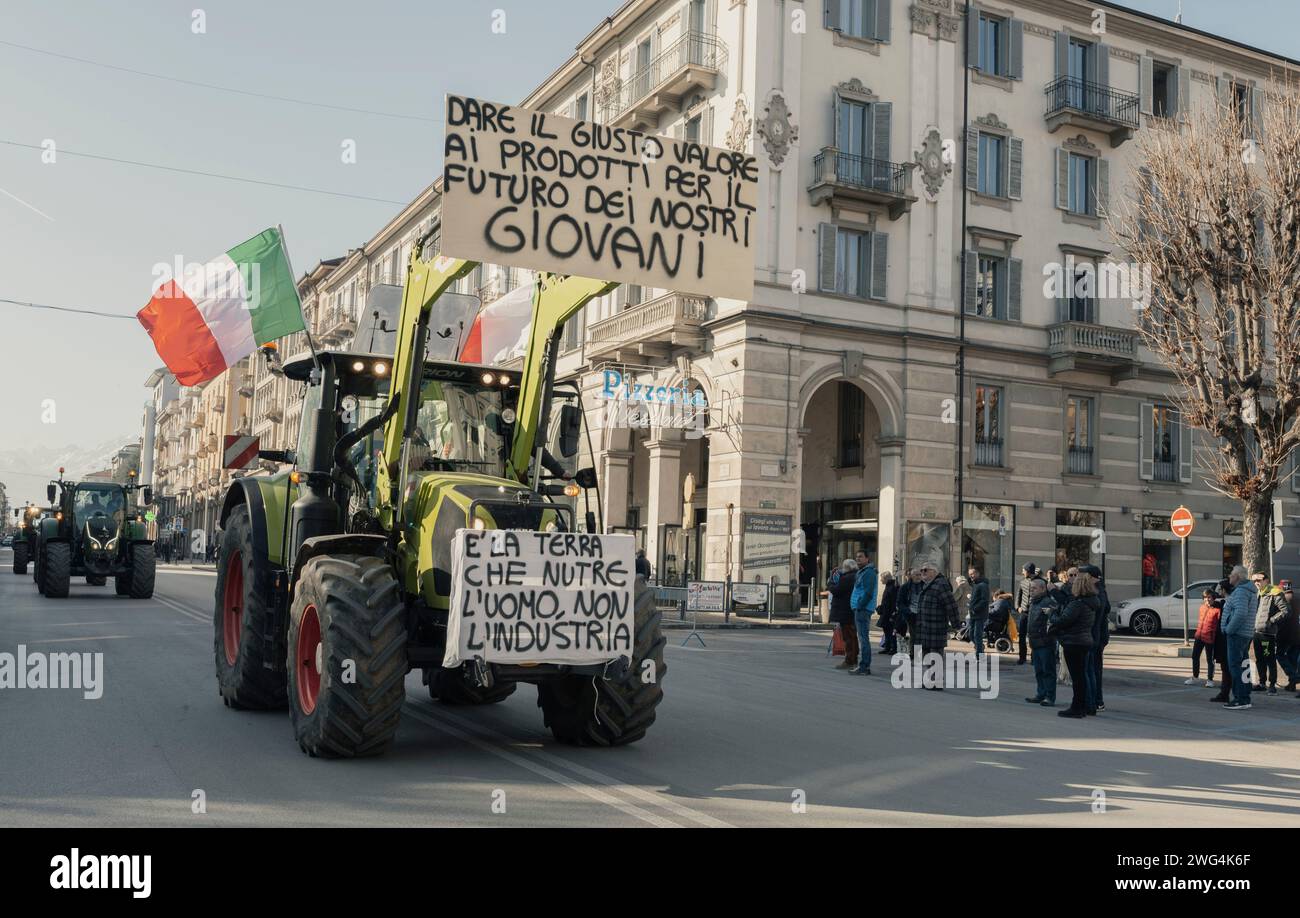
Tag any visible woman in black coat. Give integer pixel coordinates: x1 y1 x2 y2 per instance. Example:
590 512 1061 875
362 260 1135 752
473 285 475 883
822 559 859 669
1049 571 1100 718
876 574 898 654
1210 579 1233 702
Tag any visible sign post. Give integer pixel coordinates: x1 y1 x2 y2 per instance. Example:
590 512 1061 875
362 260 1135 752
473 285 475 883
1170 506 1195 645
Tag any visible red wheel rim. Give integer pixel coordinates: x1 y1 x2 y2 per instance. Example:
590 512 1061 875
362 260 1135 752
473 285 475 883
222 550 243 666
296 604 322 715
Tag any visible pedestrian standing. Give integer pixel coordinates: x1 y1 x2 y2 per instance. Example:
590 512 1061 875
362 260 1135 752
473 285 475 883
1220 565 1257 710
1049 569 1100 718
913 561 956 690
952 575 970 637
635 549 652 581
1015 563 1037 665
1210 579 1234 703
877 572 898 654
822 558 859 670
967 567 990 660
1025 577 1059 706
1276 582 1300 694
1082 564 1110 712
896 568 923 657
1185 589 1220 687
1252 574 1286 695
850 550 878 675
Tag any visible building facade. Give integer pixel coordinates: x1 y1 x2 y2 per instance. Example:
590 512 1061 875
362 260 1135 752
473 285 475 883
181 0 1300 602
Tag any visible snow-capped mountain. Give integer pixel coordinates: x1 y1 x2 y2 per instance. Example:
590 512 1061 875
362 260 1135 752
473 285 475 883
0 436 137 510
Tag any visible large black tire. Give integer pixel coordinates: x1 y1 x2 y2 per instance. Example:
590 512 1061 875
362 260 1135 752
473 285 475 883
127 543 156 599
114 570 130 595
287 554 407 758
12 542 27 575
42 542 71 598
427 665 517 705
214 507 286 709
537 579 665 746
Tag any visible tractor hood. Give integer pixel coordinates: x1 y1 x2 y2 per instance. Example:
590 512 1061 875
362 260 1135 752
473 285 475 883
406 471 566 607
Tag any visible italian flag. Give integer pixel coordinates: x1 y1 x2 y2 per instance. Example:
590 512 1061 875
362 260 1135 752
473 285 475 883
458 282 534 365
137 228 305 385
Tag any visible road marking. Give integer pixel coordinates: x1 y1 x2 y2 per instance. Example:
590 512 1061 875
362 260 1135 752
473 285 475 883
38 621 118 627
401 701 681 827
153 595 208 624
415 700 733 828
25 635 129 644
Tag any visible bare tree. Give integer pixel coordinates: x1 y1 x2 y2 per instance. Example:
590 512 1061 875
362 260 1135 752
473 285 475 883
1111 82 1300 576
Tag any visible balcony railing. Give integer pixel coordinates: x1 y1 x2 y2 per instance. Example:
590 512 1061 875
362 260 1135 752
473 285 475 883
1047 321 1138 379
1153 458 1178 482
586 291 709 361
598 31 728 125
1044 76 1139 145
974 437 1003 468
1067 445 1094 475
809 148 916 218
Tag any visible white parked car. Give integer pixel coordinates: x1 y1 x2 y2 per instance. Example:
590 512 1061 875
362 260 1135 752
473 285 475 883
1112 580 1220 636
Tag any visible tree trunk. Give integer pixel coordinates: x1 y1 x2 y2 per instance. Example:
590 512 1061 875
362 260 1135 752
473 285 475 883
1241 493 1272 579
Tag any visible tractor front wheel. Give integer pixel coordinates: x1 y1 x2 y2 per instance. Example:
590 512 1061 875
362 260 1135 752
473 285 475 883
213 507 285 709
427 665 517 705
12 542 27 575
287 554 407 758
537 579 665 746
42 543 71 598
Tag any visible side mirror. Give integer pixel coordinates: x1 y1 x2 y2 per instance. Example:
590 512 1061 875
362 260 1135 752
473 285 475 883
47 484 56 503
573 467 598 489
143 487 153 505
258 449 295 464
557 404 582 459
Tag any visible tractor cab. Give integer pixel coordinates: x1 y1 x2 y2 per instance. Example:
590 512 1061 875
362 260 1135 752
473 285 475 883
71 482 129 571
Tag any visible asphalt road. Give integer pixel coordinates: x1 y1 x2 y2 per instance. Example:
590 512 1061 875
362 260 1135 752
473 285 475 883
2 552 1298 827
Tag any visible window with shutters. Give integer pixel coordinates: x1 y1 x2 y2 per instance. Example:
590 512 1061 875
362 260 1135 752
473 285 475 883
966 118 1021 202
685 114 702 143
827 0 890 43
573 92 589 122
1068 153 1092 215
976 255 1003 318
1151 403 1180 482
1151 62 1174 118
819 224 889 300
966 6 1023 80
963 243 1022 322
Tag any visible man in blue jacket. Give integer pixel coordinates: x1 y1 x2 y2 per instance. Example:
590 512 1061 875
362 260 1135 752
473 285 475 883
1220 565 1258 709
850 550 878 675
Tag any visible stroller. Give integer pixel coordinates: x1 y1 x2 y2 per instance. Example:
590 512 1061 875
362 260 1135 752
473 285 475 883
984 597 1018 653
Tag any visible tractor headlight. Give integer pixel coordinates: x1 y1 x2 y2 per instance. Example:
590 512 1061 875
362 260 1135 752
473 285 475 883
89 537 102 550
106 538 119 552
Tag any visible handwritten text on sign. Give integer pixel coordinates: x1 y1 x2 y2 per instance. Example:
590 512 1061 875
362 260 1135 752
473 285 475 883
443 530 637 668
441 95 758 301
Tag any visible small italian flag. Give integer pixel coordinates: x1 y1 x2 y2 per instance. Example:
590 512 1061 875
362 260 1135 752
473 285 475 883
137 228 306 385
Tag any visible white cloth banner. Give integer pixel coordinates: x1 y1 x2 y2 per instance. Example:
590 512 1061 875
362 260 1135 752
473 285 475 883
443 529 636 668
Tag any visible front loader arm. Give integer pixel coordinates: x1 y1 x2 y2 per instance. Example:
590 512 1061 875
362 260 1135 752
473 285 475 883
506 273 616 483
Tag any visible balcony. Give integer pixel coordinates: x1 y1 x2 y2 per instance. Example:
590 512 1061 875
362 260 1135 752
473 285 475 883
1044 77 1139 147
974 437 1003 468
237 381 254 398
1047 321 1139 379
1067 445 1094 476
266 406 284 423
586 292 709 363
211 396 225 414
808 148 917 219
189 410 206 429
318 305 357 345
598 31 728 128
234 417 251 436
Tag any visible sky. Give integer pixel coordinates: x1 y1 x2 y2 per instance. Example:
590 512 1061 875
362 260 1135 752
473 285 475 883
0 0 1298 508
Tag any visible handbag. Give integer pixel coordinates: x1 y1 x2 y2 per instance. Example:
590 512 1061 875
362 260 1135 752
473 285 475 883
831 624 846 656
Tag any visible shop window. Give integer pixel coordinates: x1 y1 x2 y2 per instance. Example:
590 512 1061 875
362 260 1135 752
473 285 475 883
1055 508 1104 573
962 503 1015 593
1141 513 1176 596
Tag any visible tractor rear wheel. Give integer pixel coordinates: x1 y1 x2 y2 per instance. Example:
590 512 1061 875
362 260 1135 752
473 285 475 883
537 579 665 746
128 543 155 599
427 665 517 705
12 542 27 575
287 554 407 758
214 507 285 709
42 543 71 598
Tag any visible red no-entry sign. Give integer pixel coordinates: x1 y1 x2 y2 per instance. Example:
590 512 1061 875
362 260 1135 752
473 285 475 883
1170 506 1195 539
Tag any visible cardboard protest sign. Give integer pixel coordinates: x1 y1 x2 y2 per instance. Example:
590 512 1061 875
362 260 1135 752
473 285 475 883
443 529 637 668
441 94 758 301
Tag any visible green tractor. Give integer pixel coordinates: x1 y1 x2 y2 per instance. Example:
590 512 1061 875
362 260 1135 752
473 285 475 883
34 470 156 598
11 504 44 575
214 240 665 757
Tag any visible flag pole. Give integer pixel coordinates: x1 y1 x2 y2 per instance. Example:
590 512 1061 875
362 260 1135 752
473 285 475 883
276 224 323 374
